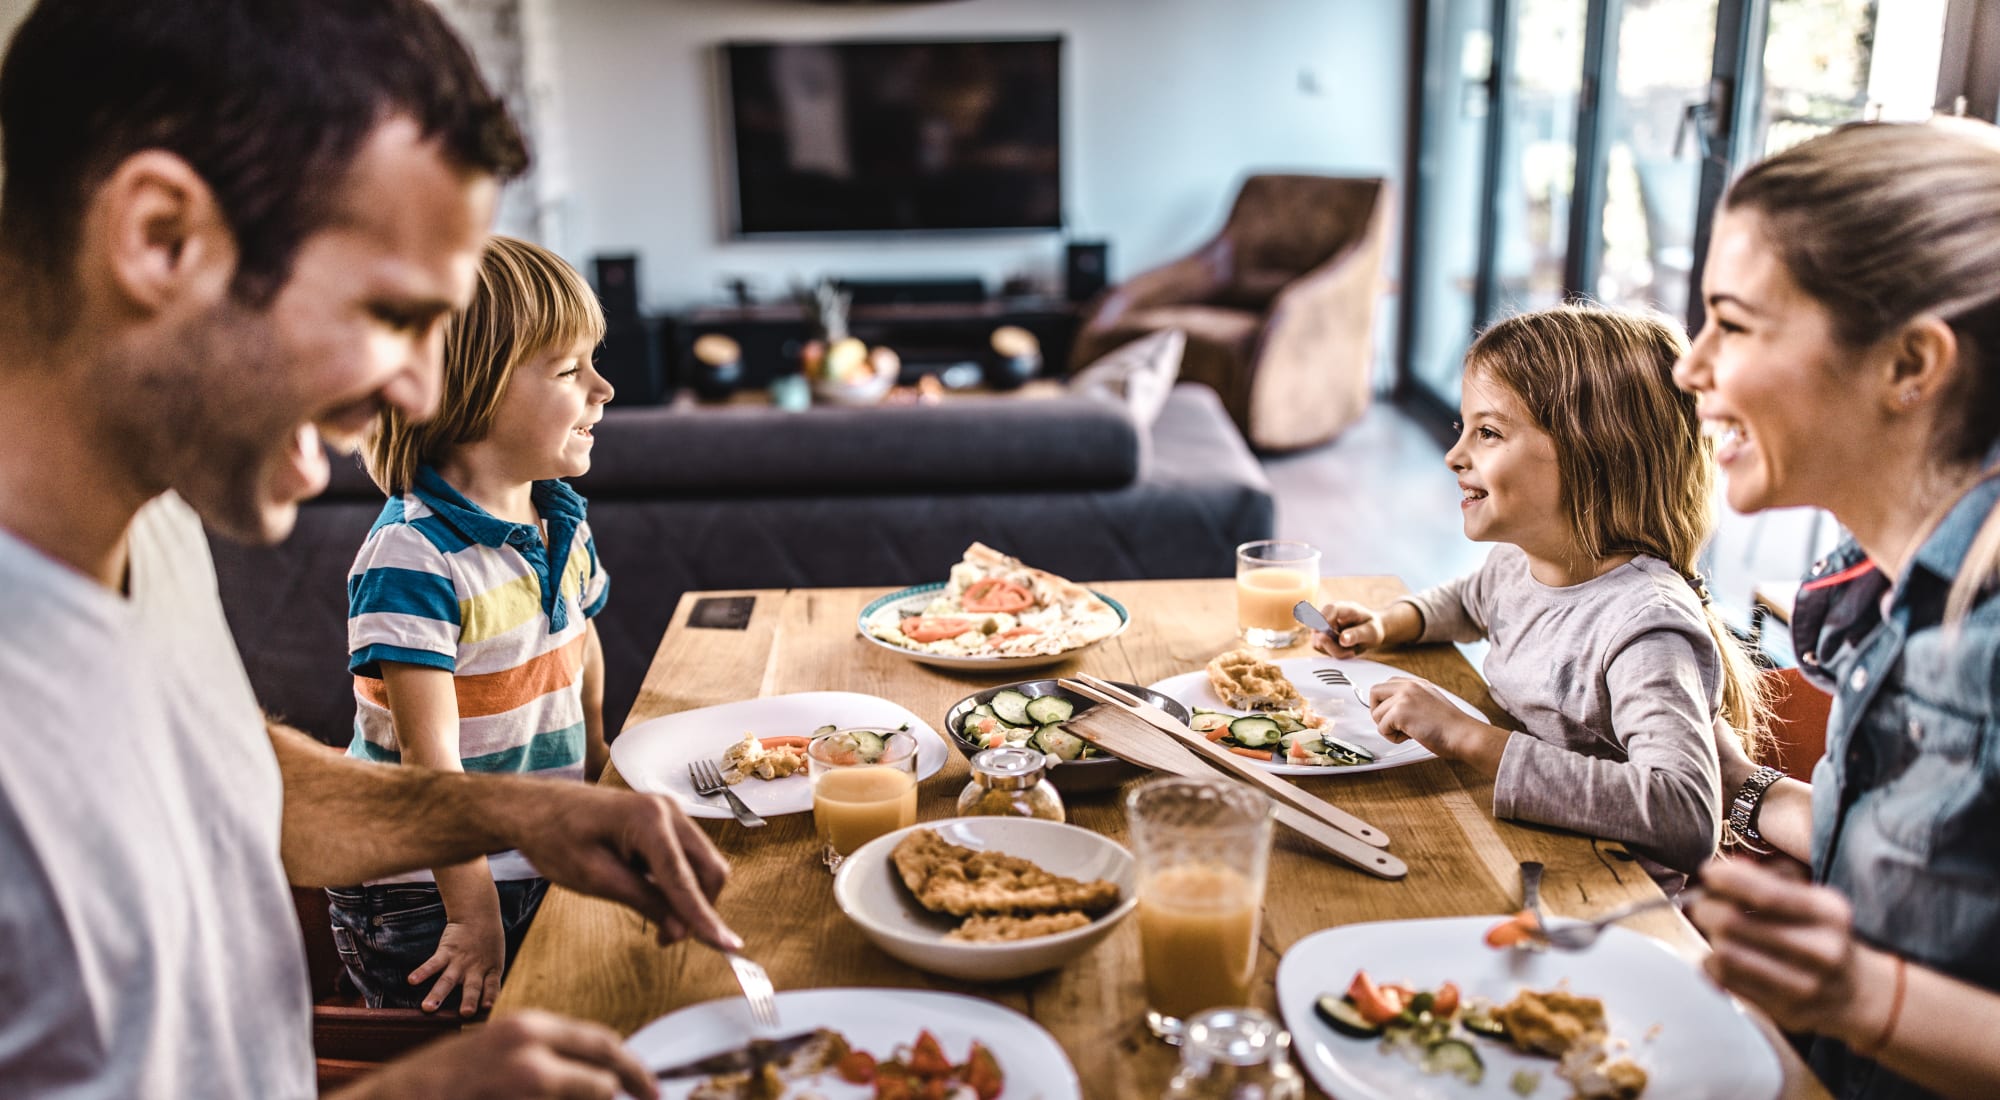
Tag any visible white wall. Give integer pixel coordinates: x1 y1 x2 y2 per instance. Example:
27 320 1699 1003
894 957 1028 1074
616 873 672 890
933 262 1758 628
544 0 1410 310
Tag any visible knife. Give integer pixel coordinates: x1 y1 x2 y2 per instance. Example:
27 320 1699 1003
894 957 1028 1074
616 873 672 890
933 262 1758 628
651 1030 823 1079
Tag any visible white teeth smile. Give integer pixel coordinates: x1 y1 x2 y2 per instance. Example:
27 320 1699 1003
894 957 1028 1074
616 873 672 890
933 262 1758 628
1702 420 1744 449
1461 488 1487 501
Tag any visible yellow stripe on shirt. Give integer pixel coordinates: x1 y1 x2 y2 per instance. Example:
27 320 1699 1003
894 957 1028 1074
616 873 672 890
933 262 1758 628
459 571 542 644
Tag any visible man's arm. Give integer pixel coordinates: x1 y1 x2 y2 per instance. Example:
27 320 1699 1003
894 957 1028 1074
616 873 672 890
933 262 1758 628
268 722 740 950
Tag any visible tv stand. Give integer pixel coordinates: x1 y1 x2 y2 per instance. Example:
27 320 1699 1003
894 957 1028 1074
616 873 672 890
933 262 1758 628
837 276 987 306
668 297 1080 394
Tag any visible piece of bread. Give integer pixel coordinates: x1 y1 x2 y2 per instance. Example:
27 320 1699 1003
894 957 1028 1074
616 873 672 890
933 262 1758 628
891 829 1121 918
1206 648 1307 712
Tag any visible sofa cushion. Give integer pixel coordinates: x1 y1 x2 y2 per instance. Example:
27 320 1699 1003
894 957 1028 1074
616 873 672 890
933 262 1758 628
1069 328 1185 428
574 393 1140 498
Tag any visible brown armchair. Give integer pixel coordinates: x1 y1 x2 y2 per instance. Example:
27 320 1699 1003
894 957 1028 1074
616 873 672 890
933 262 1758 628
1070 174 1392 451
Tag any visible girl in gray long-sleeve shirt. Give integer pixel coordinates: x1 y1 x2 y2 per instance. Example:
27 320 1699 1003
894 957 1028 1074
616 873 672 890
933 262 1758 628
1314 307 1769 884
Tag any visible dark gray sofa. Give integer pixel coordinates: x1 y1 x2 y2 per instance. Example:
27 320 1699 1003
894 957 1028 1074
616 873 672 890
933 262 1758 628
210 382 1273 746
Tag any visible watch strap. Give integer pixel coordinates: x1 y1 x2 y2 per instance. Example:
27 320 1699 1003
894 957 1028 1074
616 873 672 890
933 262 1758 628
1728 765 1786 853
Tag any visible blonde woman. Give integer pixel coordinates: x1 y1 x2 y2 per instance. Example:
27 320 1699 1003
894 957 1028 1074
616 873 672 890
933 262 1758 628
1312 306 1766 887
329 236 616 1015
1675 119 2000 1100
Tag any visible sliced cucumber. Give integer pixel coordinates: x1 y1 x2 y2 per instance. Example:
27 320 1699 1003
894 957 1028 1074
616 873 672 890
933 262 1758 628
1270 712 1305 734
1228 715 1283 748
1313 994 1383 1039
1460 1002 1508 1039
812 724 838 737
1036 725 1086 761
1322 734 1378 762
971 703 999 720
1024 695 1075 724
848 729 886 762
989 690 1032 726
1421 1038 1484 1084
1189 712 1233 735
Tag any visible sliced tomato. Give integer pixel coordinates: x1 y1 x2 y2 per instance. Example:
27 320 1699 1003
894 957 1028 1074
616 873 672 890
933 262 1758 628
1483 909 1543 949
961 1043 1004 1100
901 616 972 643
906 1030 953 1076
1346 970 1406 1026
992 625 1041 640
758 735 810 750
961 577 1034 613
837 1049 878 1084
1432 980 1461 1018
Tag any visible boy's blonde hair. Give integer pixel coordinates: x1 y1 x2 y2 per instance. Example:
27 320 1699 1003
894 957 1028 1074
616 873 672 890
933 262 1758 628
1466 305 1768 759
1724 119 2000 624
365 234 605 495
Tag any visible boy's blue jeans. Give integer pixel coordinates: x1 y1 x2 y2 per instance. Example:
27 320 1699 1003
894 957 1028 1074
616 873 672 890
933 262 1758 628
325 879 549 1011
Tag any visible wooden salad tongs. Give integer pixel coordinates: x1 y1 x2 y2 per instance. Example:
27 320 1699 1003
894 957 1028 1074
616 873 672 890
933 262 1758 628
1058 675 1407 881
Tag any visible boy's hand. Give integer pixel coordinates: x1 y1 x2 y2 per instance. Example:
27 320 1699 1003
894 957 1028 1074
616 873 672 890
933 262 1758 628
333 1009 658 1100
506 784 741 952
1311 600 1384 658
408 916 506 1016
1367 678 1505 774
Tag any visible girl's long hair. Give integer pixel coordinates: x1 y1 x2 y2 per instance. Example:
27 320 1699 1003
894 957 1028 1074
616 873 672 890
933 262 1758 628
1467 306 1768 759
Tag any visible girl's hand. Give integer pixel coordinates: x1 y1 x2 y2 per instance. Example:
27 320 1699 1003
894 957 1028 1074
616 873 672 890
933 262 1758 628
408 915 508 1016
1685 857 1884 1041
1367 679 1505 772
1311 601 1384 658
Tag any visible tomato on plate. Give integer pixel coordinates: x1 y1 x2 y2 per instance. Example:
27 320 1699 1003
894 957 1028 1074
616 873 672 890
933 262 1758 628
901 616 972 643
960 578 1034 613
1346 970 1407 1026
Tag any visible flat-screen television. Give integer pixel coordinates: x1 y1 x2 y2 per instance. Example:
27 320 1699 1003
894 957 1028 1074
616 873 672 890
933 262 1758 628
722 37 1063 235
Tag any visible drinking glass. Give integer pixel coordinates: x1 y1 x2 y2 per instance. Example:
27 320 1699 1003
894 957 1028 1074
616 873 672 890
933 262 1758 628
1234 540 1320 648
808 728 919 871
1127 777 1274 1042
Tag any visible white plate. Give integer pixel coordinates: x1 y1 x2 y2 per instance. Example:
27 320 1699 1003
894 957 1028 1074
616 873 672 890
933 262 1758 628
609 691 948 819
856 581 1130 672
628 987 1082 1100
1147 657 1478 774
1275 915 1782 1100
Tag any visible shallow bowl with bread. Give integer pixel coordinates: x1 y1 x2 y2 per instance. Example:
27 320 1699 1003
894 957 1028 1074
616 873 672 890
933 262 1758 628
944 678 1187 794
832 818 1138 982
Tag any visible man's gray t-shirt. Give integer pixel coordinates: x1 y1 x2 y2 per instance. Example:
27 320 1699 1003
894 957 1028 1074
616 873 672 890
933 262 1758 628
0 494 313 1097
1401 544 1725 875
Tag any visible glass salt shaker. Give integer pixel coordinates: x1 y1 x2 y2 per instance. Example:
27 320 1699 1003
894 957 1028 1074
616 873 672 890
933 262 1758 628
955 746 1065 822
1162 1008 1305 1100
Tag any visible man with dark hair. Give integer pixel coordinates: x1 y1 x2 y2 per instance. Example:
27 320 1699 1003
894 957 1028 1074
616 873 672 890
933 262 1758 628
0 3 735 1097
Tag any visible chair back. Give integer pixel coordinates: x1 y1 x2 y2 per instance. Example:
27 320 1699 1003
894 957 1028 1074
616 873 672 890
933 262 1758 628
289 887 465 1089
1762 667 1832 782
1216 175 1387 306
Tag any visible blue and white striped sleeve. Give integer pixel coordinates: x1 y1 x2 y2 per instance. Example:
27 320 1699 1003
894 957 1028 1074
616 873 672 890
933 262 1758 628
347 520 461 675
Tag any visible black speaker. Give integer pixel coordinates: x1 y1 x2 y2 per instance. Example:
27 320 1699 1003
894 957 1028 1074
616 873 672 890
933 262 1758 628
1065 240 1108 303
592 254 641 322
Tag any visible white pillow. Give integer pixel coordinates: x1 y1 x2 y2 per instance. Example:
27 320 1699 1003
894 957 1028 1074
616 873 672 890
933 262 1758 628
1069 329 1185 428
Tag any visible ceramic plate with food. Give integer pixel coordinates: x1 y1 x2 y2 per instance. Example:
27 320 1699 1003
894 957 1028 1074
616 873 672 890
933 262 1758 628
609 691 948 820
627 987 1081 1100
858 543 1129 671
1275 915 1781 1100
1147 655 1484 775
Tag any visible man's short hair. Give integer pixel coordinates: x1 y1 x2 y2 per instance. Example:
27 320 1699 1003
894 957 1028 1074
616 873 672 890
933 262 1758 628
0 0 529 311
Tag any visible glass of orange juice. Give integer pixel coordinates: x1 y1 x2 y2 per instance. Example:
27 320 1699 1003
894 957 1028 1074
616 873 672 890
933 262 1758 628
1235 540 1320 647
1126 776 1273 1042
808 728 920 871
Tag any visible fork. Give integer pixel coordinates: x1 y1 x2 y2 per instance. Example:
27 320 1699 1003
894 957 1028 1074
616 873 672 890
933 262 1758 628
688 760 766 828
724 950 782 1031
1310 666 1375 710
1536 891 1697 951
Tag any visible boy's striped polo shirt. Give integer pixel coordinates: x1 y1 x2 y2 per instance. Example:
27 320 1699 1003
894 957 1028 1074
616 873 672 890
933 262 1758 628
345 466 608 883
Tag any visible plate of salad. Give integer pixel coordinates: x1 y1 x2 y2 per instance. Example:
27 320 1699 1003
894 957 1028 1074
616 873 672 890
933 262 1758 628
1147 658 1476 775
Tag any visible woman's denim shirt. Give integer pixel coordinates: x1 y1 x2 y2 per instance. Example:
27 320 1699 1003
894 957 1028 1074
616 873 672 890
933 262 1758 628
1790 468 2000 1099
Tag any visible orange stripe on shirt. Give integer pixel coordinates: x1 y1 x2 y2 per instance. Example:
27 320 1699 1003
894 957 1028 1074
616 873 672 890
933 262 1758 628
353 634 586 718
1801 559 1878 593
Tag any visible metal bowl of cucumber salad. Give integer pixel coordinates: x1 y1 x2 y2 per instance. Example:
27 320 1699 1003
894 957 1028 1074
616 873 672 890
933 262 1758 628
943 679 1190 794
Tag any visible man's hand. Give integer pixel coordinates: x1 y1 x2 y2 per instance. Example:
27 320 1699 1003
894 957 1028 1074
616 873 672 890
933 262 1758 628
1367 678 1507 775
333 1009 658 1100
508 783 741 952
408 916 507 1016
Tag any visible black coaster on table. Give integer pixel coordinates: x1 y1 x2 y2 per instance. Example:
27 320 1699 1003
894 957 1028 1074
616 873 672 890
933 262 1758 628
688 595 755 630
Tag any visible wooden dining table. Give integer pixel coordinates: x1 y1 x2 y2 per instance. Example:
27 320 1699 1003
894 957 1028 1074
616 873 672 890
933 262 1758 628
494 576 1830 1099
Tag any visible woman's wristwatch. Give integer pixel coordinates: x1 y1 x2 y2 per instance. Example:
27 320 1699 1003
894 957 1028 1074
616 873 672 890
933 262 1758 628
1728 765 1787 854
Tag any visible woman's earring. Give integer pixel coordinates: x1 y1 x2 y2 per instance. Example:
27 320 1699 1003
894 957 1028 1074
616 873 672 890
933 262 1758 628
1901 386 1921 407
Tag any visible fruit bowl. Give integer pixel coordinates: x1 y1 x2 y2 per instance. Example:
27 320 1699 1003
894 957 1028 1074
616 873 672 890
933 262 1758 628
805 337 899 406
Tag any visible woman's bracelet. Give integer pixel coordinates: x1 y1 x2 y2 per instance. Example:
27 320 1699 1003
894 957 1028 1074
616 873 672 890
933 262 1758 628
1855 953 1909 1059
